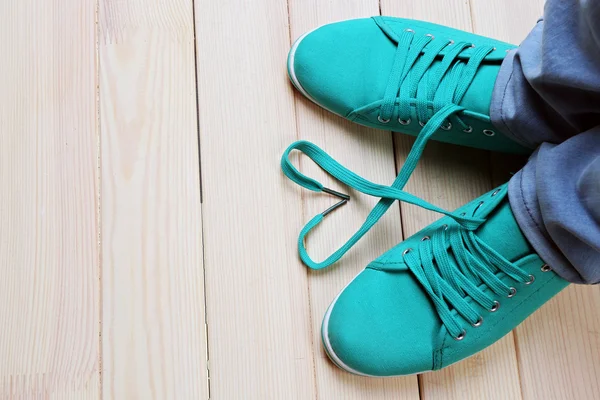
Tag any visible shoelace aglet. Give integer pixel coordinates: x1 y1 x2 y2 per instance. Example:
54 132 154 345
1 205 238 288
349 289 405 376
322 187 350 201
321 187 350 217
322 199 348 217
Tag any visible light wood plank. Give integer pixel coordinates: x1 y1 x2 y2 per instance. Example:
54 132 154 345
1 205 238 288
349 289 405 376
194 1 316 398
515 285 600 400
99 0 208 398
471 1 600 398
49 376 100 400
287 2 419 399
470 0 544 44
380 1 523 398
0 1 99 397
10 375 98 400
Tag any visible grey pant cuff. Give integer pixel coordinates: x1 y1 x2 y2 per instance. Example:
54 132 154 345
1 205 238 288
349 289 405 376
490 50 533 149
508 155 584 284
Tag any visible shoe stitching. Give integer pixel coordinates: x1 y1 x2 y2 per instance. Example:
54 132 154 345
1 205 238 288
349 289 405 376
435 334 447 370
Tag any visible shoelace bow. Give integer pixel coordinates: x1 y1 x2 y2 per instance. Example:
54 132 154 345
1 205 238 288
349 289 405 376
281 31 530 339
378 28 495 132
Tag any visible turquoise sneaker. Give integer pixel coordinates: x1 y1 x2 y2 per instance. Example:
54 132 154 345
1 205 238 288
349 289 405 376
322 188 567 376
281 141 568 376
288 17 530 154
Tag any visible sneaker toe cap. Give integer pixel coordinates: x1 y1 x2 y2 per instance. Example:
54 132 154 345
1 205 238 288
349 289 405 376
322 268 439 376
288 18 394 117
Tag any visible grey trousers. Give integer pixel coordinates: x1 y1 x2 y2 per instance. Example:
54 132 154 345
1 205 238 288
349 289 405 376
491 0 600 284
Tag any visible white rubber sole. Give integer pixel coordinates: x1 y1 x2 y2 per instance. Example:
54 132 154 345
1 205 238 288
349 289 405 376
321 282 378 377
288 30 316 103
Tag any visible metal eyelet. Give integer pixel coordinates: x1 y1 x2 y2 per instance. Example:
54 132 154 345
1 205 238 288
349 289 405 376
463 126 473 133
402 248 413 256
507 287 517 298
421 236 430 241
448 40 455 45
405 28 415 33
419 120 426 127
441 121 452 131
425 33 435 40
541 264 552 272
473 201 484 214
493 47 497 51
471 316 483 327
454 330 466 341
490 301 500 312
398 118 411 125
441 224 449 231
492 188 501 196
483 129 496 137
525 274 535 285
470 44 476 48
378 115 390 124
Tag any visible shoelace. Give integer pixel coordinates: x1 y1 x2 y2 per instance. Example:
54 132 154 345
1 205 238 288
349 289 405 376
403 214 533 340
282 29 497 270
282 101 477 271
281 31 527 339
378 28 494 132
281 140 533 339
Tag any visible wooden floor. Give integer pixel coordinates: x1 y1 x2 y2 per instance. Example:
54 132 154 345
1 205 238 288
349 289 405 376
0 0 598 398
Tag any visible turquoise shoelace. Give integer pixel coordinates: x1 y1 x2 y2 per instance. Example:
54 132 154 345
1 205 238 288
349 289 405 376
378 28 494 131
281 139 533 339
280 29 497 271
403 216 533 339
283 99 479 271
281 127 483 271
281 31 531 338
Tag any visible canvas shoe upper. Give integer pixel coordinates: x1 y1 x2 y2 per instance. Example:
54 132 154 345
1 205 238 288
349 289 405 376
281 141 567 376
288 17 530 154
322 186 567 376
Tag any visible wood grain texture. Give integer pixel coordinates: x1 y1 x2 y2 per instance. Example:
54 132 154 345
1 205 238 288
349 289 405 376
471 1 600 398
194 1 316 398
0 0 99 397
380 1 523 398
515 285 600 400
0 0 597 398
99 0 208 398
287 1 420 399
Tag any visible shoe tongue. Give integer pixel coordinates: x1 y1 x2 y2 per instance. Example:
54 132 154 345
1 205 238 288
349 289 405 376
475 199 533 262
458 63 499 116
375 56 499 117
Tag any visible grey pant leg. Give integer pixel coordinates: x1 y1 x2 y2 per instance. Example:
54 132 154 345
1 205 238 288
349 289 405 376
491 0 600 148
491 0 600 284
508 129 600 284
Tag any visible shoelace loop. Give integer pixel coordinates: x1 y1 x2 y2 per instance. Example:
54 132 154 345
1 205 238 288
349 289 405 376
281 139 484 270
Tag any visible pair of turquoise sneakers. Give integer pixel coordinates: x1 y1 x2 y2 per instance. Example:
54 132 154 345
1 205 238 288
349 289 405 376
281 17 568 377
